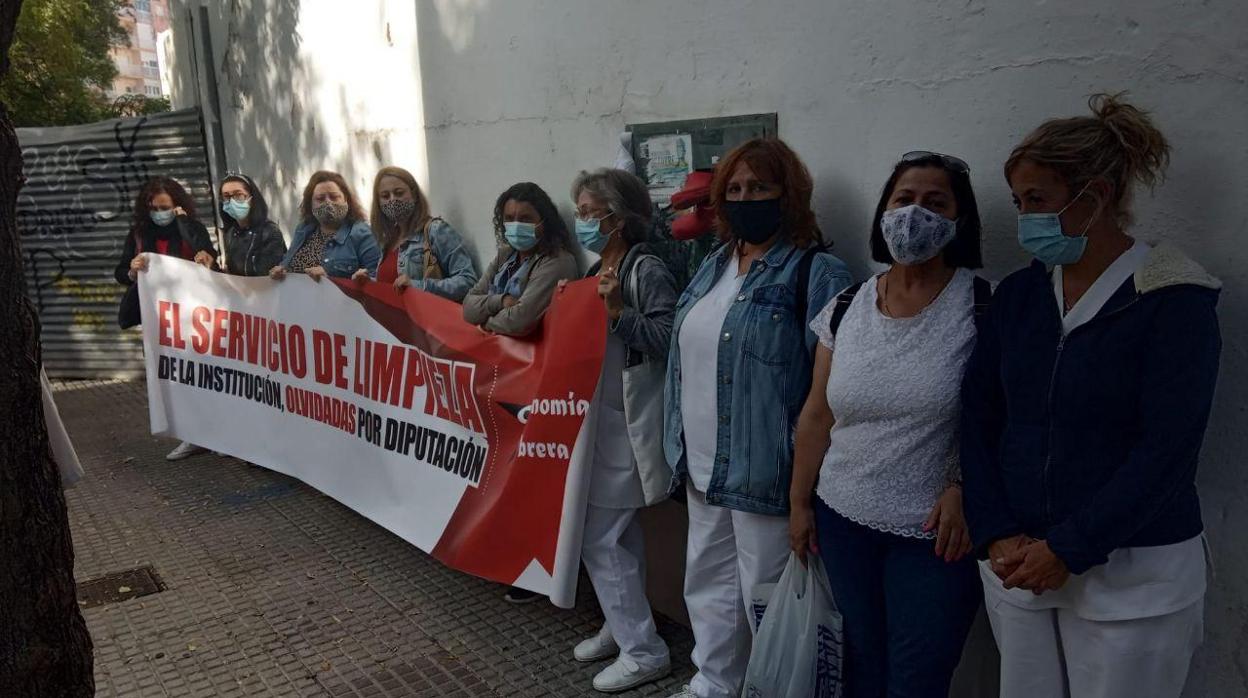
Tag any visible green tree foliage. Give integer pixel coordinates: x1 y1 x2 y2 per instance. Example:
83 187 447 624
0 0 130 127
111 92 170 117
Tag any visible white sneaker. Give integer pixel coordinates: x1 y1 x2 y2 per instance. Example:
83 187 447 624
591 656 671 693
165 441 207 461
666 686 698 698
573 625 618 662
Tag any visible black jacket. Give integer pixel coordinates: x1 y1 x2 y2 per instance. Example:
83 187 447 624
114 216 217 286
961 244 1222 574
221 220 287 276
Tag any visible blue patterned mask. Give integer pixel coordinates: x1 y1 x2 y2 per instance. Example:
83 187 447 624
880 205 957 265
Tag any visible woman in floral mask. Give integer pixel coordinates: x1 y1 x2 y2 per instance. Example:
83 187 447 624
356 166 477 301
788 151 987 698
270 170 380 282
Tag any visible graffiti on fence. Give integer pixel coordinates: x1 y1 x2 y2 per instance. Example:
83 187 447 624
17 117 160 260
24 248 121 331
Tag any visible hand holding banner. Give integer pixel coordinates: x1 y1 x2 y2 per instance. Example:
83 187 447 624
138 256 606 606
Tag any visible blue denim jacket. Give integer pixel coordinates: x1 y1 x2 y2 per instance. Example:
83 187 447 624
488 252 534 297
282 219 382 279
663 239 853 516
393 218 479 302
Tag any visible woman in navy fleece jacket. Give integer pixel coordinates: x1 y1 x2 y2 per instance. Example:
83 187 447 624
961 94 1221 698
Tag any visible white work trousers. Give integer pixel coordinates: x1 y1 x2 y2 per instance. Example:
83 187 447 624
581 503 669 670
683 485 789 698
987 596 1204 698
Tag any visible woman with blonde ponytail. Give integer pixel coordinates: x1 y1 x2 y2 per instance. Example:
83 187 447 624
355 166 478 301
960 93 1221 698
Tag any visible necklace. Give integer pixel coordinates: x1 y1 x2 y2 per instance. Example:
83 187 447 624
880 269 946 318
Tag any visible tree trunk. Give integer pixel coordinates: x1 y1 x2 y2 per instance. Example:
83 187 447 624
0 0 96 695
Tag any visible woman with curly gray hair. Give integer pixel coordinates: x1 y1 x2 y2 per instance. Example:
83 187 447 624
565 168 679 693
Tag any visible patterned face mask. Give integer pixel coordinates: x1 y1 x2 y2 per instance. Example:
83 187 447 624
880 204 958 265
313 202 348 227
380 198 416 222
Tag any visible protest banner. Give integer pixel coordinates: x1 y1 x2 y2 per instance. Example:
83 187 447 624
138 256 606 607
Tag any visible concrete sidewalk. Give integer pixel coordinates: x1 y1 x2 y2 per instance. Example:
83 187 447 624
56 379 694 697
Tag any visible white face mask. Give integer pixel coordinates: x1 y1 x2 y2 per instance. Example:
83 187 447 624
880 204 958 265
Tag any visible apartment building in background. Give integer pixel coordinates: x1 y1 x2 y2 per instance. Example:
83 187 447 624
108 0 173 100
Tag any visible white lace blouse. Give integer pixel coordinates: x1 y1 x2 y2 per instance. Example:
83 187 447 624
810 268 976 539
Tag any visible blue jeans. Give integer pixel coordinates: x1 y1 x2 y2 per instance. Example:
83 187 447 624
815 499 981 698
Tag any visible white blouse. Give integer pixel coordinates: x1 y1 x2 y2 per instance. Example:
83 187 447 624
677 255 746 493
811 268 976 539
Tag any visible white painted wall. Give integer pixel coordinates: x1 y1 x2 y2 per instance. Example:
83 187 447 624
168 0 429 236
171 1 1248 694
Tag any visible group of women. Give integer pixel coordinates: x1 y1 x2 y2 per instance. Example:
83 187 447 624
118 92 1221 698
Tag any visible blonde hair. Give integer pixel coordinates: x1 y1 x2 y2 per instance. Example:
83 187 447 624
1005 93 1170 227
369 166 432 250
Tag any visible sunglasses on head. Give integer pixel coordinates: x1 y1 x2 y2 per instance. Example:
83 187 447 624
900 150 970 174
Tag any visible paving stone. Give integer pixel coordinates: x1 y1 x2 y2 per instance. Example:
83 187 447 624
57 379 695 696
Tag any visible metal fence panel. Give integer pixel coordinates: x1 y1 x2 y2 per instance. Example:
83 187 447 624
17 108 215 379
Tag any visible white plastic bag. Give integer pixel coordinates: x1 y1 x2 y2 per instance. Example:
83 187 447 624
749 579 777 633
743 553 844 698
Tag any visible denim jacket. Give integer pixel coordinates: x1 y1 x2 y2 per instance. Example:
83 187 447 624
663 238 853 515
393 218 479 302
281 218 382 279
462 247 579 337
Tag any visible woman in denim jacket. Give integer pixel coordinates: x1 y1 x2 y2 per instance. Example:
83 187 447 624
565 168 679 693
662 139 852 698
361 166 477 301
269 170 381 282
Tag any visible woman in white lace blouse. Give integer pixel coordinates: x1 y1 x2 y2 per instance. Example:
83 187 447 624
787 151 987 698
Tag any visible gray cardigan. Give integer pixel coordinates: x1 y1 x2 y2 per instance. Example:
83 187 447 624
462 246 579 337
589 244 678 360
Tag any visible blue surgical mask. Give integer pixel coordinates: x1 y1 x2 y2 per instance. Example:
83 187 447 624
1017 183 1095 266
504 221 539 252
223 199 251 221
575 212 616 254
150 209 176 226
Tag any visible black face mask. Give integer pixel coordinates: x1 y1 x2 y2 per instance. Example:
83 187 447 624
722 199 783 245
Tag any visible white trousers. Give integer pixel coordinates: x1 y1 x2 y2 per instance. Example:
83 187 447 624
683 485 789 698
582 504 670 669
986 596 1204 698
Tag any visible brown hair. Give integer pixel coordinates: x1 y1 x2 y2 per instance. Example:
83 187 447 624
570 168 653 245
298 170 366 226
1005 92 1170 227
130 176 196 237
369 166 432 250
710 138 820 248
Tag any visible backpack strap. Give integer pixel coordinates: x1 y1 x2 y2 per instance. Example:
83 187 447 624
971 275 992 331
622 253 663 367
827 282 864 337
829 275 990 340
793 246 821 325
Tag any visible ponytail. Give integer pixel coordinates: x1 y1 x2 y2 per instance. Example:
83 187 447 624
1005 92 1171 227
